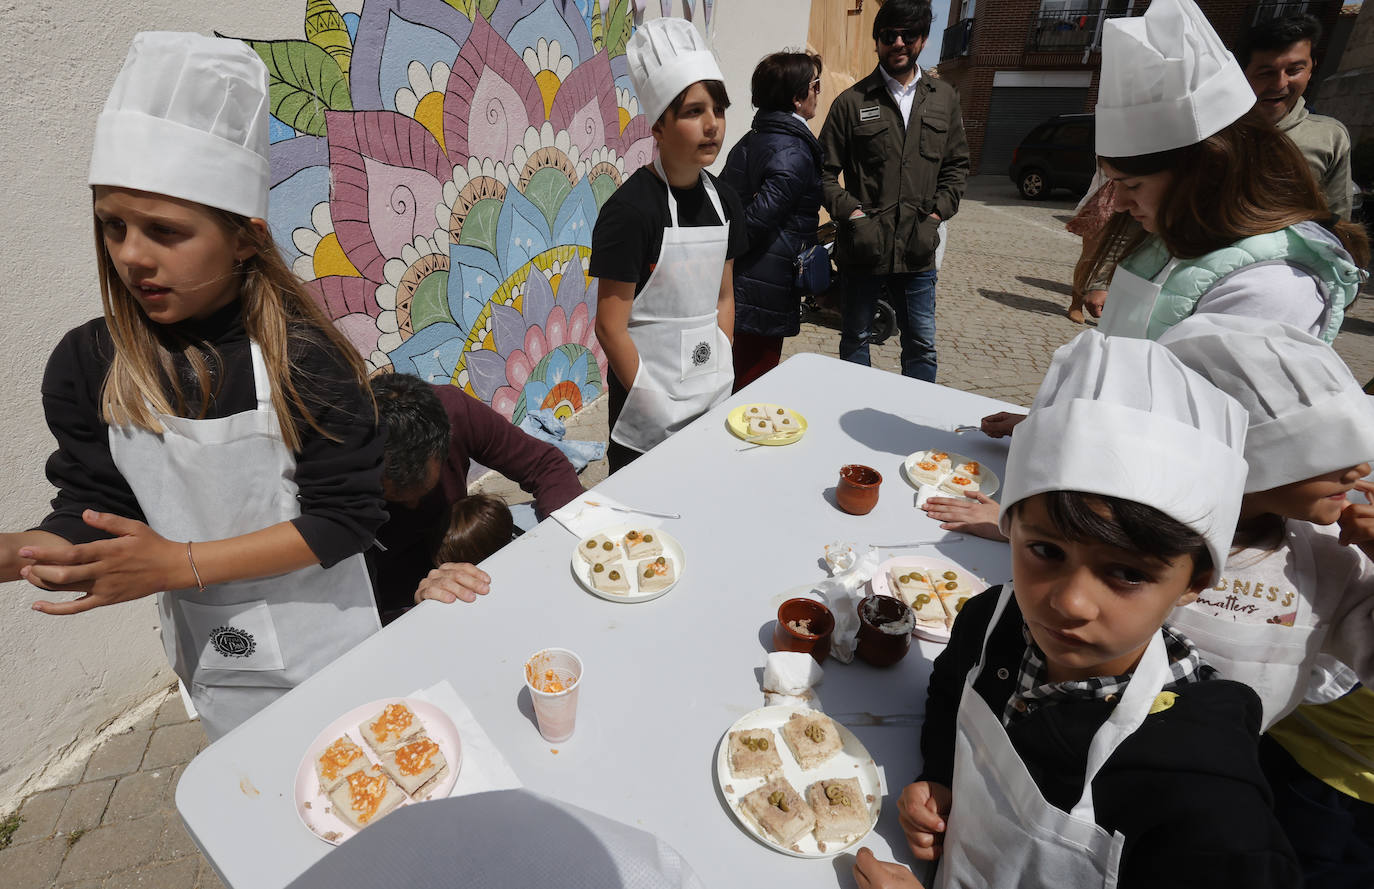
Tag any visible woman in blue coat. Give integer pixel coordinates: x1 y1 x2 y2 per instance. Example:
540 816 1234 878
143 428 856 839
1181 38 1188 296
721 51 825 390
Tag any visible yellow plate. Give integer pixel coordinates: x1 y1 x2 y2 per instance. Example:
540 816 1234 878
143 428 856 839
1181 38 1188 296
727 404 808 446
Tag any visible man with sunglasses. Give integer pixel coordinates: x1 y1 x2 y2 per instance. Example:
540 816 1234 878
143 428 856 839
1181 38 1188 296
819 0 969 382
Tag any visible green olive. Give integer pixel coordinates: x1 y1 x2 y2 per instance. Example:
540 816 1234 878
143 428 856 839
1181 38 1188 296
609 570 621 580
944 581 958 591
768 790 789 812
655 556 666 565
898 574 911 584
644 567 654 579
593 563 604 573
804 724 825 743
602 541 614 551
956 597 969 613
914 594 931 608
585 540 596 549
942 571 957 580
643 534 653 543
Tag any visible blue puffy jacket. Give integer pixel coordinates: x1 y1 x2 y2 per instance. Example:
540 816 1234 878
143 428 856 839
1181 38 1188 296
721 110 823 338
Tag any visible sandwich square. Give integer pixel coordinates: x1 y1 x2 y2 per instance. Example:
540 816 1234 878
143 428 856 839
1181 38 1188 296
622 529 663 560
590 562 632 595
637 556 675 593
739 777 816 847
806 777 870 845
379 734 449 798
781 712 843 770
328 764 406 830
315 735 369 794
728 728 783 778
359 702 425 754
577 533 620 565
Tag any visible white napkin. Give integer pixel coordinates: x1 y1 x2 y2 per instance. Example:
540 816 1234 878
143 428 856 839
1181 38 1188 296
813 541 881 664
551 494 666 537
762 651 824 709
410 680 522 798
915 484 942 509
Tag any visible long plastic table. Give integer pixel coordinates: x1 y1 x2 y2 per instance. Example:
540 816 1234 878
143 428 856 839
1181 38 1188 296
177 353 1018 888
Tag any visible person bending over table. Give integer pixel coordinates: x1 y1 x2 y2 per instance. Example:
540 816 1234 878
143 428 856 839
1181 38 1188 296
368 373 583 624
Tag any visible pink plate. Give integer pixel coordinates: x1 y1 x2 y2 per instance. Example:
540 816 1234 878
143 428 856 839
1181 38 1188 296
869 555 990 643
293 697 462 845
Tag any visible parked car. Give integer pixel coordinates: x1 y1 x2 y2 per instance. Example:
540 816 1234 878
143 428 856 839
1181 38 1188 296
1009 113 1096 200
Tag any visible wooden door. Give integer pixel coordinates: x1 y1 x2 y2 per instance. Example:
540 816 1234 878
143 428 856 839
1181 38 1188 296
806 0 881 135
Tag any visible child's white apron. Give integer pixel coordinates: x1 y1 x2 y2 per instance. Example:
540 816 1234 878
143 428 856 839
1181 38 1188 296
108 342 380 740
1169 525 1325 731
935 584 1171 889
1097 257 1179 339
610 158 734 454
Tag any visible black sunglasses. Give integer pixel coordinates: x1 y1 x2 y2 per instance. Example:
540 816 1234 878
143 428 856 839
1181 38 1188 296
878 28 922 46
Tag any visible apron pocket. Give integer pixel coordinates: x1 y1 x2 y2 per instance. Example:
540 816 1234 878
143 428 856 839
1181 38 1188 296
679 321 721 382
179 598 286 673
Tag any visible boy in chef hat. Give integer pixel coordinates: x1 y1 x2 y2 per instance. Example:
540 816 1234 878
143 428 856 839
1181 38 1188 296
591 18 746 472
856 331 1300 888
1157 313 1374 886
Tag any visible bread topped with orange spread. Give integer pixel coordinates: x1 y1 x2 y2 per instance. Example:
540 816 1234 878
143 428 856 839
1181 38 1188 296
622 529 662 560
637 555 675 593
378 733 449 798
327 763 406 829
359 702 425 754
315 736 368 793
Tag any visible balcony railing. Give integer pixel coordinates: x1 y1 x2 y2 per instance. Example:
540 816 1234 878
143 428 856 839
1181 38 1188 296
1250 0 1337 25
1027 8 1133 53
940 17 974 61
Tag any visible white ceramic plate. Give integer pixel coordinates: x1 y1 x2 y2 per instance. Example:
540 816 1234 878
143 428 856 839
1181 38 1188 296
900 449 1000 497
870 555 990 643
716 705 881 858
570 523 685 603
294 698 462 845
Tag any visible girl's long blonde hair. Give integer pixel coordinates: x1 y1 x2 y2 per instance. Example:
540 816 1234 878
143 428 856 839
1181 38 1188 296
95 205 373 452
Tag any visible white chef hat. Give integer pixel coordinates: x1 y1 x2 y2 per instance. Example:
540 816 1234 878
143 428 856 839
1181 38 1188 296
1095 0 1255 158
1158 314 1374 493
626 17 724 125
89 32 271 219
999 330 1249 582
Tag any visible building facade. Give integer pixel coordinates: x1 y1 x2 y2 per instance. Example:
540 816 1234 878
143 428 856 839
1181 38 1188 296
937 0 1345 175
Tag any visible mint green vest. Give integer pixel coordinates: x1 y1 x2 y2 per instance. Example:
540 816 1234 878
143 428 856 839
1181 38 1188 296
1118 222 1362 344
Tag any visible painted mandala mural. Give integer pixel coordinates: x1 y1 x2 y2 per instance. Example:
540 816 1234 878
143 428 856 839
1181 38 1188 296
236 0 656 424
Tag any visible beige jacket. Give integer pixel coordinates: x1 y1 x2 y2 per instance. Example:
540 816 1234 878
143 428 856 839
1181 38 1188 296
1278 96 1353 221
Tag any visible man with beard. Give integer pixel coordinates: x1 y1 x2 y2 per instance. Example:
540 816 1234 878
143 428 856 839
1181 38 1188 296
1241 13 1352 220
818 0 968 382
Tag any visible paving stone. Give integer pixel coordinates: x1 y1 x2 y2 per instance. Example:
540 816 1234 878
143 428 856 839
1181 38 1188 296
104 768 177 824
0 835 67 889
153 692 191 728
105 855 199 889
56 814 163 883
55 778 115 836
156 812 200 862
55 880 104 889
142 723 206 770
84 729 152 782
12 785 70 845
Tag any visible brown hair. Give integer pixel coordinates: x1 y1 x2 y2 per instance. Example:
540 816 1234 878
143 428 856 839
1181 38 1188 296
95 203 374 452
661 79 731 121
434 493 514 566
750 51 822 113
1090 109 1369 275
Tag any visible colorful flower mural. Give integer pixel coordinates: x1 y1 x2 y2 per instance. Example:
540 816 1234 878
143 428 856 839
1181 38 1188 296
242 0 653 424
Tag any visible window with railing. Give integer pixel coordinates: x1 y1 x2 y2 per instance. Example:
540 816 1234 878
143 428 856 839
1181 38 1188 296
1027 1 1134 53
941 16 974 60
1250 0 1335 24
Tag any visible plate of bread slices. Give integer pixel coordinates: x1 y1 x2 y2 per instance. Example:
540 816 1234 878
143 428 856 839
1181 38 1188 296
871 556 989 643
716 706 881 857
727 403 808 445
296 698 460 844
901 449 1000 497
572 524 685 603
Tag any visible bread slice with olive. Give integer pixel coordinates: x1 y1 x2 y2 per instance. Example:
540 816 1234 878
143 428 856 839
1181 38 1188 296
577 533 621 565
806 777 870 845
780 711 842 770
636 555 675 593
739 776 816 847
728 728 782 778
589 561 631 595
621 529 662 560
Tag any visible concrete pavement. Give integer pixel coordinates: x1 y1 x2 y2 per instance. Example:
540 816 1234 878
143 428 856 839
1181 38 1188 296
3 175 1370 887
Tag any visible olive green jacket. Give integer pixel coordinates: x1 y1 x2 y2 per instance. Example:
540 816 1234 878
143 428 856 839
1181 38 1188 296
819 67 970 273
1277 97 1353 221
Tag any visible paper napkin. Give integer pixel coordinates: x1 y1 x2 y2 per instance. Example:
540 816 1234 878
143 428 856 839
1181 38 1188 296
762 651 824 709
813 541 880 664
550 495 666 537
410 680 522 798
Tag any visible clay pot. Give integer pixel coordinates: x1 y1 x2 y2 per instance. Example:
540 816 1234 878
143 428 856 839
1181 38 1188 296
836 464 882 515
856 595 915 667
773 598 836 664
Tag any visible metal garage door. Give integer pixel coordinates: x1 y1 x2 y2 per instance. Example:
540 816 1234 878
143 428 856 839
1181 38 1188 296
980 86 1090 175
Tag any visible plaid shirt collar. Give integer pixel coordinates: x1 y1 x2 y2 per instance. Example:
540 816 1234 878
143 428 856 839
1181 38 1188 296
1002 622 1215 727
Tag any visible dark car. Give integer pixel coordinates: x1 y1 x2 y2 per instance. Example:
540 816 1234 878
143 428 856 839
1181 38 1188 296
1009 113 1096 200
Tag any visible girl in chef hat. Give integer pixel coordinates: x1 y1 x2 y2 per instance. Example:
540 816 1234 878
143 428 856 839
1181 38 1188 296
1084 0 1367 342
857 331 1300 889
0 32 385 740
1158 313 1374 887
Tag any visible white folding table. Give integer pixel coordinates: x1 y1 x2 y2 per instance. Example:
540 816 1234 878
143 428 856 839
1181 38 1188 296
176 353 1018 888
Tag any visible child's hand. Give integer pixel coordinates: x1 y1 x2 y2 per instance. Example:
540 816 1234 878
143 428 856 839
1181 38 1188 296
852 847 926 889
415 562 492 604
24 512 181 614
979 411 1026 438
898 781 951 861
922 492 1006 541
1338 481 1374 560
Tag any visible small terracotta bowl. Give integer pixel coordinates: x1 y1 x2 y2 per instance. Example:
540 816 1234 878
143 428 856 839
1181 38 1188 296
856 595 915 667
773 598 836 664
836 464 882 515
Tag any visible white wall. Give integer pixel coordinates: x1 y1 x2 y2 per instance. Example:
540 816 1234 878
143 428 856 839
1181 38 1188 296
0 0 303 811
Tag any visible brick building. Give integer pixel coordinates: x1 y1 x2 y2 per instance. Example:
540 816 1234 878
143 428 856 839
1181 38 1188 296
937 0 1345 175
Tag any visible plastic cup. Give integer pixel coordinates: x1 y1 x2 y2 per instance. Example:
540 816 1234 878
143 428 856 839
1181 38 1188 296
524 648 583 742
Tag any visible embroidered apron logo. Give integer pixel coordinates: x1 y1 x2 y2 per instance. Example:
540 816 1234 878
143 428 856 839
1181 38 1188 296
691 341 712 366
209 626 257 659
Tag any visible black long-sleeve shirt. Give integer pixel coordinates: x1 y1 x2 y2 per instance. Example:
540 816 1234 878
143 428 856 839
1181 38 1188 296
36 301 386 568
